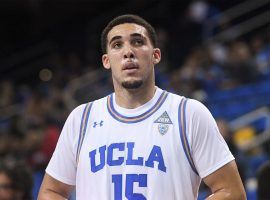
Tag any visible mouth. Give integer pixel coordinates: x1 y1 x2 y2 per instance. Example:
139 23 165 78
122 62 139 71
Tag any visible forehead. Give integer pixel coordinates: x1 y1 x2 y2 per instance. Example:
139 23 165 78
107 23 149 41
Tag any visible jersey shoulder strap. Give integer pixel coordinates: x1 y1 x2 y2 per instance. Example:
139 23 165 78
76 102 93 165
178 97 198 175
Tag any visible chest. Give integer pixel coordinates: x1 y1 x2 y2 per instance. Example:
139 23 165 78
79 106 185 172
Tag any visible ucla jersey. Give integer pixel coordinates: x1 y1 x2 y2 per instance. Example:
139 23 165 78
46 87 234 200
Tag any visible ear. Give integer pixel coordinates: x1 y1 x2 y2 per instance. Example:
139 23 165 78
152 48 161 65
102 54 111 69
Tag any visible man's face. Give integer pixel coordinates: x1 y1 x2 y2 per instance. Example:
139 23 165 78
102 23 161 90
0 173 15 200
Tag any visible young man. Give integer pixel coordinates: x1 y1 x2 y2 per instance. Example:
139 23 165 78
38 14 246 200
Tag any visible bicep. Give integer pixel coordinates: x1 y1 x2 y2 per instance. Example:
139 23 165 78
38 173 74 200
203 160 246 199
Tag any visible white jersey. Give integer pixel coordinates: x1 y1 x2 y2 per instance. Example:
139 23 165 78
46 87 234 200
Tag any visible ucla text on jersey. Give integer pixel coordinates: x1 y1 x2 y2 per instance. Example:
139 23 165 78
89 142 166 173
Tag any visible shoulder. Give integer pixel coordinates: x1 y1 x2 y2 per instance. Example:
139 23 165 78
166 91 208 113
70 95 108 116
165 92 214 122
165 90 184 106
186 98 210 115
66 100 96 122
185 98 217 128
69 103 87 118
61 104 88 129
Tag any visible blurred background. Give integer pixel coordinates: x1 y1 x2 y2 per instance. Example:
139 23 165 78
0 0 270 199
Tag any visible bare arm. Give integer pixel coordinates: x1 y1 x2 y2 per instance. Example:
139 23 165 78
203 160 246 200
38 173 74 200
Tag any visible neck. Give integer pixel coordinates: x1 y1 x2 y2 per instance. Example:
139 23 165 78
114 82 156 109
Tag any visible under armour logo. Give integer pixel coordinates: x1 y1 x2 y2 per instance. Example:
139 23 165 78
93 120 104 128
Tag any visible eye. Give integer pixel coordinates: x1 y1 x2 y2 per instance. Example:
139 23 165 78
112 42 122 49
132 38 144 46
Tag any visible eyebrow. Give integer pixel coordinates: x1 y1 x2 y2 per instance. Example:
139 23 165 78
108 33 146 46
109 36 122 46
130 33 145 39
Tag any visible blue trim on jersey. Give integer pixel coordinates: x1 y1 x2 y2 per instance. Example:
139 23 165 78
183 99 198 174
76 102 93 164
106 90 168 123
178 98 198 175
76 104 88 161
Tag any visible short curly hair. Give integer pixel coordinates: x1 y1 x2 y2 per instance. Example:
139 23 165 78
101 14 157 54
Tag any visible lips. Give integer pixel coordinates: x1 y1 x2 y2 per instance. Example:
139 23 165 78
122 62 139 70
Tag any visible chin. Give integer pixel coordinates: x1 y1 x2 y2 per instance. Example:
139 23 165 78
122 80 143 89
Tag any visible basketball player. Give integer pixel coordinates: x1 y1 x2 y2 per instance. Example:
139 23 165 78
38 14 246 199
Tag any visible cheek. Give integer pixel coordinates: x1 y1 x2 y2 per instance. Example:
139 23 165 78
141 52 154 65
108 53 121 65
139 48 154 62
108 55 121 77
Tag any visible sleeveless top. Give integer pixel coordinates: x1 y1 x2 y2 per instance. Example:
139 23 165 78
46 87 234 200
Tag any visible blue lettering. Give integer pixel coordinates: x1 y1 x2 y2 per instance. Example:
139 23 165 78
112 174 122 200
89 145 106 172
145 145 166 172
89 143 166 173
126 174 147 200
108 143 125 166
126 142 143 166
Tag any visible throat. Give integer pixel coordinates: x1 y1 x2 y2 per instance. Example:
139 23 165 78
114 86 156 109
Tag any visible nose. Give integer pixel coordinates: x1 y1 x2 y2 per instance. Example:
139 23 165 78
123 44 135 59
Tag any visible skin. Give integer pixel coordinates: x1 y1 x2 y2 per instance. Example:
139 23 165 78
0 173 13 200
38 23 246 200
38 174 73 200
102 23 161 108
204 161 246 200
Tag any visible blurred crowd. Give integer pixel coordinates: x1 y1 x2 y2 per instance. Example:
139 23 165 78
1 1 270 199
167 31 270 100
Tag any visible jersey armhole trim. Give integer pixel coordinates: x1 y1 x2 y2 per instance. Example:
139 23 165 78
76 102 93 164
178 98 199 175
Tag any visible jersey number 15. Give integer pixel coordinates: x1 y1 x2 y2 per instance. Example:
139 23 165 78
112 174 147 200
